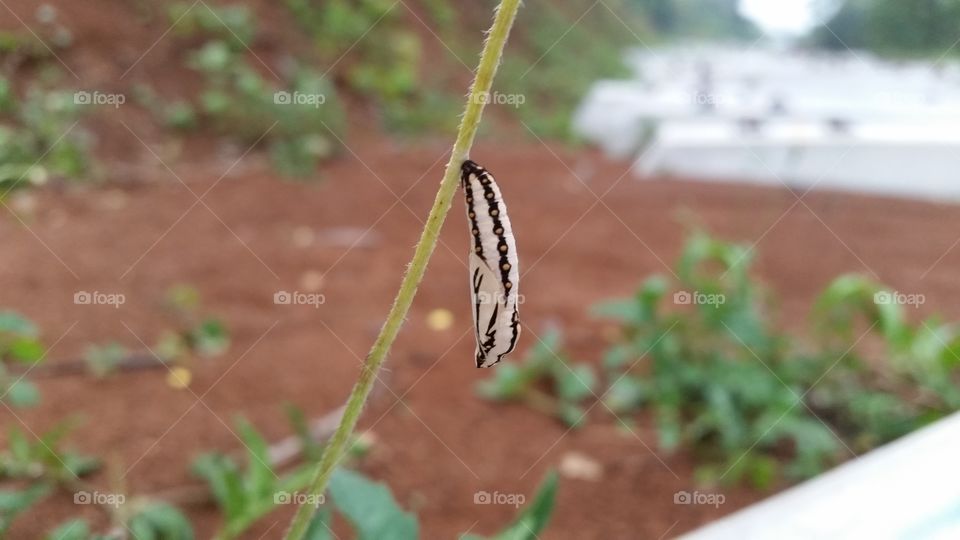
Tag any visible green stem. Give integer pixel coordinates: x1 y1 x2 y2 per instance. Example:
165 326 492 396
283 1 522 538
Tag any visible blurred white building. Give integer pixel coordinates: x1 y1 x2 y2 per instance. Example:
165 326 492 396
573 47 960 201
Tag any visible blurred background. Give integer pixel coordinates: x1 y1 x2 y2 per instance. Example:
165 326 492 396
2 0 960 538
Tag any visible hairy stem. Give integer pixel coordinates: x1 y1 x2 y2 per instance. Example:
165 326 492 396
283 1 522 538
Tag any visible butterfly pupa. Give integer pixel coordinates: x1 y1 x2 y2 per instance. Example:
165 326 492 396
461 159 521 368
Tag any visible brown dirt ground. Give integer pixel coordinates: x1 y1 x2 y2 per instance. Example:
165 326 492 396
4 1 960 539
4 139 960 538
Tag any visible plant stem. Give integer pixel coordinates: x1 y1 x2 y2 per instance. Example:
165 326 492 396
283 1 522 538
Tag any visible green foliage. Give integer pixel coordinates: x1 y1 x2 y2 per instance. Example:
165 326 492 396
169 2 255 49
193 417 411 539
188 39 343 177
0 311 46 408
807 0 960 57
477 328 597 427
496 1 639 139
327 468 418 540
0 423 100 483
286 0 398 55
461 471 559 540
193 416 558 539
596 231 960 487
633 0 760 41
0 483 50 535
0 82 90 191
125 501 195 540
285 0 424 134
45 519 90 540
46 501 194 540
156 285 230 362
163 4 345 177
193 417 314 538
82 342 128 378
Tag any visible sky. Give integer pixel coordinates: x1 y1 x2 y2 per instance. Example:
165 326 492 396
739 0 820 35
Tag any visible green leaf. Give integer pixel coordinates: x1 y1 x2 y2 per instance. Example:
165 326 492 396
165 284 200 312
8 338 44 363
154 332 185 362
601 343 634 370
656 407 682 452
476 363 528 401
189 41 233 73
83 342 127 377
304 506 333 540
554 364 596 403
492 471 559 540
603 376 647 413
0 311 37 337
4 379 39 408
127 502 194 540
0 483 51 533
328 468 417 540
192 453 246 522
45 519 90 540
191 319 229 357
591 299 640 324
236 418 275 497
556 402 587 428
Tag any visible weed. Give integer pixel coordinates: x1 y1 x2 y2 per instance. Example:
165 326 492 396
1 422 99 483
595 231 960 487
478 328 598 427
160 4 346 177
0 81 91 191
0 311 46 408
82 342 128 378
156 284 230 363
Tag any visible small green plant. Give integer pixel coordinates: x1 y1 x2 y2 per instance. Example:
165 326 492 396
477 328 597 427
155 284 230 363
45 500 194 540
195 416 558 540
193 418 318 538
158 4 346 177
285 0 437 134
496 2 638 139
1 483 50 536
0 415 100 536
463 471 558 540
0 423 99 483
595 231 960 487
0 311 46 408
168 2 255 48
0 81 91 192
82 342 128 378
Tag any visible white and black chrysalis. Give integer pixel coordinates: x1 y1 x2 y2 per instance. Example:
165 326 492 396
461 160 521 368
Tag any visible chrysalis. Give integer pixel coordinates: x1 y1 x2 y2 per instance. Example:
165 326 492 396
461 159 521 368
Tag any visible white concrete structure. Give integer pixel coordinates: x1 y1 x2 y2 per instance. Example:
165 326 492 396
682 411 960 540
573 47 960 201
